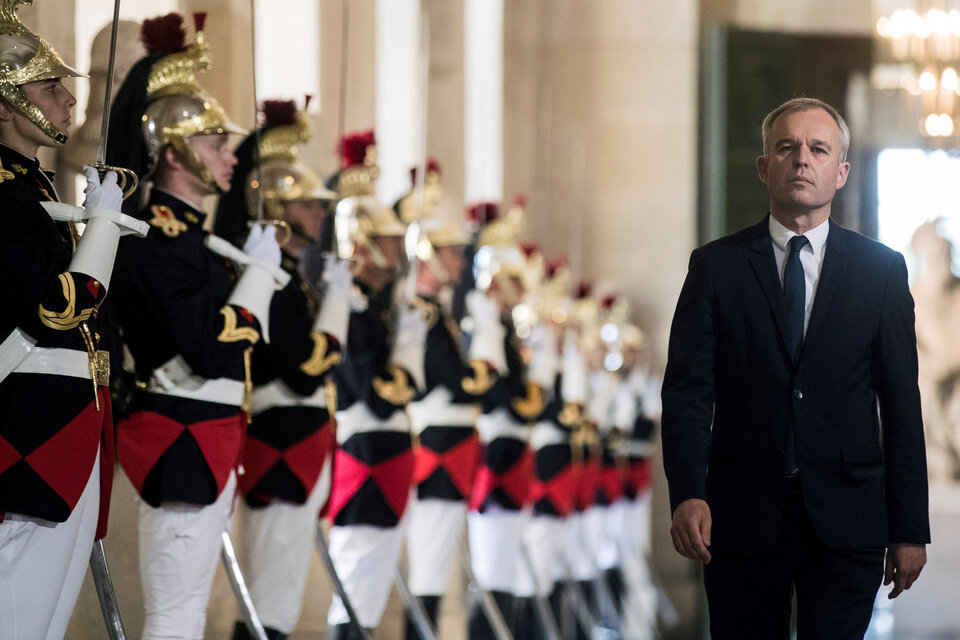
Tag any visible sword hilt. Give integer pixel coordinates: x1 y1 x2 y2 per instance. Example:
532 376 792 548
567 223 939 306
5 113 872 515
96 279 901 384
93 163 139 200
248 218 292 248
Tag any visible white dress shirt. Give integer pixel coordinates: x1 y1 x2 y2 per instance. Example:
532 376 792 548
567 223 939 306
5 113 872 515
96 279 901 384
769 215 829 338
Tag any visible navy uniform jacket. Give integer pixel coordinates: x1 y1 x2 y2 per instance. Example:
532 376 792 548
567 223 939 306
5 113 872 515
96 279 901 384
662 216 930 553
112 189 261 507
328 281 416 528
0 144 113 530
409 295 497 502
241 254 341 506
530 376 578 518
469 320 547 513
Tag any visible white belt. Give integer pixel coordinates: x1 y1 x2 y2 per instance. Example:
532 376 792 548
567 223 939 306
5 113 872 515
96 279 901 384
335 401 410 443
475 407 530 444
147 354 244 406
251 379 327 413
529 420 568 450
0 327 38 383
12 346 91 379
407 387 478 434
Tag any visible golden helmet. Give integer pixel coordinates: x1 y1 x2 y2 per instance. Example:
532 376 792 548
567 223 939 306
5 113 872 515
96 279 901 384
333 130 406 260
139 13 245 184
471 200 526 292
395 159 444 225
0 0 85 144
243 99 334 221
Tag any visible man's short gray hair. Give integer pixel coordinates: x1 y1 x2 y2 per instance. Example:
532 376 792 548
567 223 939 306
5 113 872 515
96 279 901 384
761 97 850 163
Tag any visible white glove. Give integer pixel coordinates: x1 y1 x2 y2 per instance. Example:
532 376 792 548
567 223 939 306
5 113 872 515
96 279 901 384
82 166 123 212
466 289 507 374
320 253 353 291
243 224 282 268
561 328 587 404
528 322 559 389
313 254 353 344
391 302 428 392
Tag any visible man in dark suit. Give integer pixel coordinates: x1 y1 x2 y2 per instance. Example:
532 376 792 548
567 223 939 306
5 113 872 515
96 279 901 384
662 97 930 639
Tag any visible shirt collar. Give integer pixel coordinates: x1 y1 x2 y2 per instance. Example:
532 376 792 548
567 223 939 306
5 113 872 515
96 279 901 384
768 214 829 259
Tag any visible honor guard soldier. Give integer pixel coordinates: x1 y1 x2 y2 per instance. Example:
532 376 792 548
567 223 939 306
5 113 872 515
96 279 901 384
514 250 588 637
615 323 659 639
400 167 506 638
0 2 134 636
106 13 282 639
324 130 426 638
465 199 551 639
215 99 348 640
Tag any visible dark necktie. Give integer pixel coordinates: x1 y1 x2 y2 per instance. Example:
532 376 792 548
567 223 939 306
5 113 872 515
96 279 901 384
782 234 808 475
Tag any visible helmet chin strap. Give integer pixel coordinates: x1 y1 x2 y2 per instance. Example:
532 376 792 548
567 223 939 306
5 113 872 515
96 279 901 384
170 136 221 192
0 80 68 145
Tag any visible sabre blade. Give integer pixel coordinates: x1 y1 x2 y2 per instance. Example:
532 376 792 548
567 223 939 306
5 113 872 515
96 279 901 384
220 531 268 640
96 0 123 166
90 540 128 640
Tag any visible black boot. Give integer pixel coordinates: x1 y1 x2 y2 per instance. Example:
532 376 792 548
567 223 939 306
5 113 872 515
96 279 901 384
327 623 371 640
468 590 515 640
603 567 625 616
405 595 441 640
232 621 289 640
512 597 537 640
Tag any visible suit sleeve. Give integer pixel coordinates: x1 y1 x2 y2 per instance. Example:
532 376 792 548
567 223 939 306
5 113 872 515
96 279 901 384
875 254 930 544
661 248 716 513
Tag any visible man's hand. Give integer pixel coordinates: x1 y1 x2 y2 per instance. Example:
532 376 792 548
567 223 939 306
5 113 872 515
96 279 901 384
884 543 926 599
670 498 712 563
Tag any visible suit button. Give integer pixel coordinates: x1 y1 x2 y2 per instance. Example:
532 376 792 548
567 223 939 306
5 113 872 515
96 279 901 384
793 389 803 399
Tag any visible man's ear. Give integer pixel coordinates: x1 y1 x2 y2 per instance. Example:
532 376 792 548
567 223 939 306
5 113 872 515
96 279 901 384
0 98 17 123
756 155 768 184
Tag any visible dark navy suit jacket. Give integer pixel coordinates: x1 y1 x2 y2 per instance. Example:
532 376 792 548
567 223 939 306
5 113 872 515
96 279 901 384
662 216 930 553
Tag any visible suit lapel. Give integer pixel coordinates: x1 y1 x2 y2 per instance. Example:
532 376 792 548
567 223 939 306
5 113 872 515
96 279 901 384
747 218 794 364
803 219 848 352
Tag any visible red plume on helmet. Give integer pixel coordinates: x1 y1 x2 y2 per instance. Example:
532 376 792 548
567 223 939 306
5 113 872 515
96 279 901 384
339 130 376 170
545 255 569 278
600 293 618 311
259 100 298 128
141 13 188 55
574 280 593 300
513 193 528 208
409 159 442 187
519 242 541 258
467 202 500 227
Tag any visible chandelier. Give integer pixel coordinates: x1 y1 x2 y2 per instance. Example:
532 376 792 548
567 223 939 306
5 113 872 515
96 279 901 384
875 3 960 137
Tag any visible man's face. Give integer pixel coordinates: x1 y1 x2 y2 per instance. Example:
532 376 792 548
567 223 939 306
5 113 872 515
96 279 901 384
435 244 466 285
756 108 850 217
283 198 327 242
372 235 406 272
14 79 75 149
187 133 236 192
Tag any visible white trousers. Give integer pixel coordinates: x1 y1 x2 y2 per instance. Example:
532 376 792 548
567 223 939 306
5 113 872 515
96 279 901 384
466 506 526 593
563 510 602 582
244 457 331 633
0 452 99 640
515 514 564 597
620 491 658 640
405 497 466 596
138 471 237 640
326 523 405 628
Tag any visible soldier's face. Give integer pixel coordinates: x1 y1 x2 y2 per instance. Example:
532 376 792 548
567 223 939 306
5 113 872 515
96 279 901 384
188 133 237 192
283 199 327 241
4 79 75 152
436 245 466 284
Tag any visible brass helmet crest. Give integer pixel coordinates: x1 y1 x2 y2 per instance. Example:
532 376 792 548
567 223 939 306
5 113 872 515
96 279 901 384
0 0 85 144
138 13 245 185
244 98 334 222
